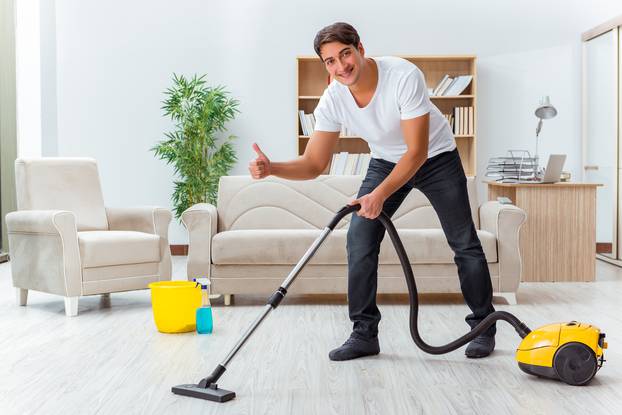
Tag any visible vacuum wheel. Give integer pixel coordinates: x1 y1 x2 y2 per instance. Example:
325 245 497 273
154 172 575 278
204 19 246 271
553 342 598 386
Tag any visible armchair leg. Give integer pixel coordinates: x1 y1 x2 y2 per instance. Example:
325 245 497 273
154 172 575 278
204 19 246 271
497 292 517 305
16 288 28 306
64 297 79 316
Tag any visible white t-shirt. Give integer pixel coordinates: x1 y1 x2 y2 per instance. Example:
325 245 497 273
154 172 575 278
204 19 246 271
313 56 456 163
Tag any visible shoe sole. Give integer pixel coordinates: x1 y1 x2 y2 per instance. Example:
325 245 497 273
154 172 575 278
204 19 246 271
329 350 380 362
465 350 493 358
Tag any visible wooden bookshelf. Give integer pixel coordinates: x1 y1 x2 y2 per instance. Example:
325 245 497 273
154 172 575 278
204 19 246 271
296 55 478 176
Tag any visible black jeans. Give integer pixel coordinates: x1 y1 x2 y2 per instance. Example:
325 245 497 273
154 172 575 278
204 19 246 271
346 149 496 339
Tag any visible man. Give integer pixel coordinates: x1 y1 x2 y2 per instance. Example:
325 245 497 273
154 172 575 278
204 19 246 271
248 22 496 361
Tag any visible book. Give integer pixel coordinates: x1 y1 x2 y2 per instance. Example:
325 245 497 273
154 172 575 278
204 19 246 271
439 77 458 95
437 77 455 96
329 153 338 174
305 113 315 135
359 153 372 176
298 110 308 136
461 107 466 135
327 153 372 176
334 151 349 175
355 153 364 174
432 74 449 96
344 153 358 175
469 107 474 134
443 75 472 96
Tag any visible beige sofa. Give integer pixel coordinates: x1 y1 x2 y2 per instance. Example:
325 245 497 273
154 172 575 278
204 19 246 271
182 175 526 305
6 158 173 316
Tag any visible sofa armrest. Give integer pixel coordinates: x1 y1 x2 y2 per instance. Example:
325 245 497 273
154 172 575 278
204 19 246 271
6 210 82 296
182 203 217 280
479 201 527 293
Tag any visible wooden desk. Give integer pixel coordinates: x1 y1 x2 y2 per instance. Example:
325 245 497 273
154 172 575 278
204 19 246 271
486 181 601 282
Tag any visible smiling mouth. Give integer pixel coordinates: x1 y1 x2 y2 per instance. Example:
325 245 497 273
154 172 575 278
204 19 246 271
339 68 354 78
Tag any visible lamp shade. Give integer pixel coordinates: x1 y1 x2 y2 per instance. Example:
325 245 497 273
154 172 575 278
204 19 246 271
535 96 557 119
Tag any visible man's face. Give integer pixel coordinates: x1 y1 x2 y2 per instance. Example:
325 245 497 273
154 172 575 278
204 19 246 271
320 41 365 86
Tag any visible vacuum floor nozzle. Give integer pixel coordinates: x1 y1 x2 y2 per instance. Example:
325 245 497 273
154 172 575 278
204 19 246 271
172 383 235 402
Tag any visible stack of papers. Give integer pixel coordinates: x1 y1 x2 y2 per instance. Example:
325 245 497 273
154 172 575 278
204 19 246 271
485 151 537 182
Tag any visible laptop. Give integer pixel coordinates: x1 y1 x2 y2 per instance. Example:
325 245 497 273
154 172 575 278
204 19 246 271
519 154 566 183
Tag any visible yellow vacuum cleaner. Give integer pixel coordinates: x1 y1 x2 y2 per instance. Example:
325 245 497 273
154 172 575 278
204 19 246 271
517 321 606 385
172 205 607 402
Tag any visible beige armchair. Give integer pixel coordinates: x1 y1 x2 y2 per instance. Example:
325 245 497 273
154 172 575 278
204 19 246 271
6 158 172 316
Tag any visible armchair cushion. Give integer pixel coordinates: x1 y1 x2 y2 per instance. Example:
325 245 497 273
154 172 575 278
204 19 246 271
15 158 108 231
78 231 161 268
106 206 172 235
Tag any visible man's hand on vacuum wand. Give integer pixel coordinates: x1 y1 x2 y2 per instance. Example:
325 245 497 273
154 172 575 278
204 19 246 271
249 142 271 179
349 189 387 220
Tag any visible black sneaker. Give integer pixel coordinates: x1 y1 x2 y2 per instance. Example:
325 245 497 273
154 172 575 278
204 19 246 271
329 333 380 361
465 334 495 358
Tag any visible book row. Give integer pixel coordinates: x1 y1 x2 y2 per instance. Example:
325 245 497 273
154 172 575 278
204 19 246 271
428 74 473 96
329 152 372 176
299 111 354 137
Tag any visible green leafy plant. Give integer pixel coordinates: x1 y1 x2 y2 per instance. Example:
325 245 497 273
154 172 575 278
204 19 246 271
152 74 239 219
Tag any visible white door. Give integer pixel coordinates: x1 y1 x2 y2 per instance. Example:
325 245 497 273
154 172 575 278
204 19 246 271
583 28 618 259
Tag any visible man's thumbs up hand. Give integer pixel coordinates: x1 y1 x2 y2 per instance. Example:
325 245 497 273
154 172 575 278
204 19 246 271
249 142 272 179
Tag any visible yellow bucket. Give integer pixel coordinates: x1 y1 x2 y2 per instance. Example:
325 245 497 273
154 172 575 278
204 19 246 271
149 281 202 333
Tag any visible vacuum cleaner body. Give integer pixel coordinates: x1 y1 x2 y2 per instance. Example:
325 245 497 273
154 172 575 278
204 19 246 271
516 321 606 385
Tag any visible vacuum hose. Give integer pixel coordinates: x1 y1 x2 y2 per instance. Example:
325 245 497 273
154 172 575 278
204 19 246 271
330 204 532 354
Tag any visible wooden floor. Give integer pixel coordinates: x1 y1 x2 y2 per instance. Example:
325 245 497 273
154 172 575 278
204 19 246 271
0 258 621 415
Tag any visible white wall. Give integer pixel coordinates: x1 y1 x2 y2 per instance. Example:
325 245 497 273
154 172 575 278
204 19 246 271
40 0 57 156
33 0 622 243
15 0 42 158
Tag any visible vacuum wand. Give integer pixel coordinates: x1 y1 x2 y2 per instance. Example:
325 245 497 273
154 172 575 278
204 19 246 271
172 204 532 402
171 211 339 402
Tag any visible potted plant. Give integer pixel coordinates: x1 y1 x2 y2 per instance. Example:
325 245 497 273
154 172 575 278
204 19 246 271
153 74 239 219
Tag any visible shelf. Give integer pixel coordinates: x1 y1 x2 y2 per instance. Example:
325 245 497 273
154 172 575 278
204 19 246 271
301 135 474 139
395 55 476 61
430 95 474 99
296 55 477 62
299 135 361 139
300 95 474 100
299 135 369 155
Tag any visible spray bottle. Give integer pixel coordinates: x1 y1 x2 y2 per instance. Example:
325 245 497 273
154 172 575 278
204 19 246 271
193 277 213 334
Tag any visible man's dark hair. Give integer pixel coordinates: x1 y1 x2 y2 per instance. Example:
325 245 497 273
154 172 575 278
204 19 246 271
313 22 360 58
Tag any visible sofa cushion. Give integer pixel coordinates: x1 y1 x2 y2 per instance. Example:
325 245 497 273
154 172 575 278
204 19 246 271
78 231 161 268
211 229 497 265
216 175 480 232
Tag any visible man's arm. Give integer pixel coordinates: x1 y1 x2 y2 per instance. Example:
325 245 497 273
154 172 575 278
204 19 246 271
249 130 340 180
350 113 430 218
